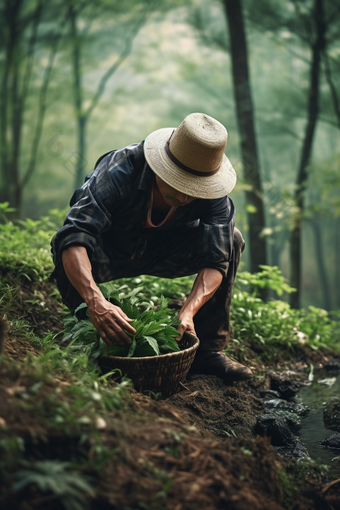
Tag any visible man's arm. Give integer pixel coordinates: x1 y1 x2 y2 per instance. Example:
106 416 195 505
61 245 136 346
175 196 235 339
176 268 223 339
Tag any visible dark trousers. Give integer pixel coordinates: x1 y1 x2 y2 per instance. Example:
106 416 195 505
56 228 245 352
193 228 244 350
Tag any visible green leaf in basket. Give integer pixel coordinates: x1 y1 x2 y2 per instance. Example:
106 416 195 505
131 319 145 339
159 337 180 353
124 286 144 300
156 325 178 340
139 309 154 323
61 282 184 361
102 343 129 357
127 338 137 358
143 336 160 355
120 298 139 320
142 321 164 336
134 337 159 357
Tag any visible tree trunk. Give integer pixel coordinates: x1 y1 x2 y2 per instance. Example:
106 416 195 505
308 219 331 310
0 0 48 215
271 230 288 268
69 2 87 190
0 1 21 205
223 0 267 279
335 218 340 309
289 0 325 309
75 115 87 189
11 58 22 211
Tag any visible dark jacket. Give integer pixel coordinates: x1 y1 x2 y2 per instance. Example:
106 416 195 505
51 141 235 308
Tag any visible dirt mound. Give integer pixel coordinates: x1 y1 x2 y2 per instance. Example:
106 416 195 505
0 272 64 338
167 374 262 439
0 277 337 510
17 279 64 337
97 425 289 510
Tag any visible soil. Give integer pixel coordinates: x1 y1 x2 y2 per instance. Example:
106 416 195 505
1 278 339 510
167 375 263 440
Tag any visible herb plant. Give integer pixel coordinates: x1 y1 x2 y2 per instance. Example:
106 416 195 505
61 282 181 359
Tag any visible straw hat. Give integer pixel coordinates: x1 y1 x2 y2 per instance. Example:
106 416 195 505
144 113 236 199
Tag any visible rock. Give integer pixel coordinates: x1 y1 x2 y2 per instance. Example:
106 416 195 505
323 361 340 372
321 433 340 449
264 409 301 433
292 442 309 458
254 415 297 447
276 442 309 459
259 390 281 399
270 377 300 400
323 398 340 432
263 399 309 417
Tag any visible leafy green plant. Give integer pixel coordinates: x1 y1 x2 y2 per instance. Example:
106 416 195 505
61 283 181 358
12 460 93 510
0 203 60 281
226 265 340 360
228 290 340 360
0 202 16 221
235 265 295 296
111 274 194 306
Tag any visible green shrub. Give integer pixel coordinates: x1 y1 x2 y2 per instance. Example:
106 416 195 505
230 267 340 356
235 264 295 296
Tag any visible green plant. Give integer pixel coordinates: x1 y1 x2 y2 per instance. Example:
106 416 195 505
0 437 25 477
12 460 93 510
0 202 15 221
61 283 181 358
276 467 299 504
113 275 194 305
0 203 69 281
227 289 340 360
236 265 295 296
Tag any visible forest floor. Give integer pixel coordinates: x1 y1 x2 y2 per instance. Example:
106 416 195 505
1 277 340 510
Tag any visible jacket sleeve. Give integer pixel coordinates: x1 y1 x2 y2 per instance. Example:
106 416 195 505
198 196 236 276
51 154 120 267
51 142 146 266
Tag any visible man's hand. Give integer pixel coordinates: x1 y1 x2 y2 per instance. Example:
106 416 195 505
88 297 136 347
175 268 223 341
176 311 197 341
61 246 136 347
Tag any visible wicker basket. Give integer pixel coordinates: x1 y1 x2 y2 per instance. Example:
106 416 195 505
99 332 200 397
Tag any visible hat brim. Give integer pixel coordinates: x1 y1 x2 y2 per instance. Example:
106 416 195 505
144 127 237 200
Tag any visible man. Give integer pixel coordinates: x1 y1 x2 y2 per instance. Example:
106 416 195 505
51 112 252 382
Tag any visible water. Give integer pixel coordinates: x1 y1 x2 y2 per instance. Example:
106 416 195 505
297 372 340 477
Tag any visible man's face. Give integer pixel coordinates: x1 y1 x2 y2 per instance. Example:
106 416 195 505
155 175 197 207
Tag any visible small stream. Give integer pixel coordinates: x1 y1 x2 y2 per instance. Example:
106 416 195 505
297 372 340 477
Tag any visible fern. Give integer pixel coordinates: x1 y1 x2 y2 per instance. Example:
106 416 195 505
12 460 93 510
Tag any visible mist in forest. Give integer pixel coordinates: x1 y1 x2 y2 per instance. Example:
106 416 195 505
0 0 339 311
